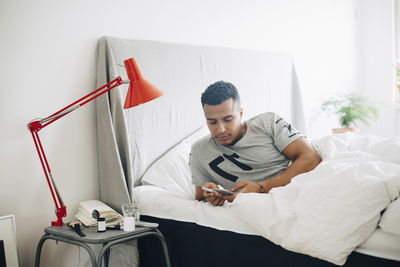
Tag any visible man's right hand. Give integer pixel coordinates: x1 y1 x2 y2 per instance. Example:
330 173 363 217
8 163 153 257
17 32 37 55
200 182 225 206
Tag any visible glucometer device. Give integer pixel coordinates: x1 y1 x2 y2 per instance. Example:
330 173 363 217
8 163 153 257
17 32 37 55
201 186 235 196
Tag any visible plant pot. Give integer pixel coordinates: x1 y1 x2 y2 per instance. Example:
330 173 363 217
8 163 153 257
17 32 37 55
332 128 354 134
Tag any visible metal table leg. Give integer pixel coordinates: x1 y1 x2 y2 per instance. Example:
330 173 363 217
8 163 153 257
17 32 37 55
35 234 98 267
97 229 171 267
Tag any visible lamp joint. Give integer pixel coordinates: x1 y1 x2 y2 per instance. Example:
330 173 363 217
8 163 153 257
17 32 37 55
27 120 43 132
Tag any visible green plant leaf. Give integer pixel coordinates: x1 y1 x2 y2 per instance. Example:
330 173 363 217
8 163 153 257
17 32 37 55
320 93 380 128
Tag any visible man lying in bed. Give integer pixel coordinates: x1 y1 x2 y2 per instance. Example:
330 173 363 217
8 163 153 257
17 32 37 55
189 81 321 206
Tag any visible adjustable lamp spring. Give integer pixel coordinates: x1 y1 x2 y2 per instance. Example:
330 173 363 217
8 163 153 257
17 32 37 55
27 58 162 226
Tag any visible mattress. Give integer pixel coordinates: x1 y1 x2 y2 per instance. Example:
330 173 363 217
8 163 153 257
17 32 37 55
134 185 400 262
357 229 400 261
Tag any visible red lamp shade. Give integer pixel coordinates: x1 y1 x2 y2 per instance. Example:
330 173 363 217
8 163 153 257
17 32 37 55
123 58 163 109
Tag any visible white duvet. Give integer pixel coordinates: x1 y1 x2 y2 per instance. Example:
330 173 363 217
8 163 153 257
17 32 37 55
230 134 400 265
137 132 400 266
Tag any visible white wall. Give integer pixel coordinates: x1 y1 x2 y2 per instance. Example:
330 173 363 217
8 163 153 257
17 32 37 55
0 0 394 266
355 0 399 136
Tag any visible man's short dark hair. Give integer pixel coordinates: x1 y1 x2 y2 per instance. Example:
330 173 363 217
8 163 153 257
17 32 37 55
201 81 240 107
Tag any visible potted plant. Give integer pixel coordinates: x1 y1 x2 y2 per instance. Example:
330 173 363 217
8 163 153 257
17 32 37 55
321 93 380 134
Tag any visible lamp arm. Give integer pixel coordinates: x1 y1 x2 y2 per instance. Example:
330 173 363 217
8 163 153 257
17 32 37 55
27 76 125 226
40 105 81 124
39 77 125 129
30 129 66 226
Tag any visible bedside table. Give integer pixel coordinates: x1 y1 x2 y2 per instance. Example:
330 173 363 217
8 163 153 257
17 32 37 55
35 223 171 267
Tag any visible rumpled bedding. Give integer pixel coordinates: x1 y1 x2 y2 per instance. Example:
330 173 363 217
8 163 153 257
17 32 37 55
229 133 400 265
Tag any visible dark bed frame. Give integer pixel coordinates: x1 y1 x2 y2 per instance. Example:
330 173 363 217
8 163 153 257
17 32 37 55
139 215 399 267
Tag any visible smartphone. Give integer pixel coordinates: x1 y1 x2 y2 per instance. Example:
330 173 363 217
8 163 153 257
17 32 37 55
201 186 235 196
201 186 217 193
214 188 235 195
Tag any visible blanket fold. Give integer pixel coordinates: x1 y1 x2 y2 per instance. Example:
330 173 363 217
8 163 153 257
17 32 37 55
231 133 400 265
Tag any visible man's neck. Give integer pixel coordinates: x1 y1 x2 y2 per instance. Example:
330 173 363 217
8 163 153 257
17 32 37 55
228 122 247 146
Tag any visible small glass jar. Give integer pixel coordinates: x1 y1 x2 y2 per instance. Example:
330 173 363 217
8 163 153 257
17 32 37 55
97 217 106 232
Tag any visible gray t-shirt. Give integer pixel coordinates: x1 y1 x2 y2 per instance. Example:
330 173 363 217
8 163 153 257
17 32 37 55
189 112 303 190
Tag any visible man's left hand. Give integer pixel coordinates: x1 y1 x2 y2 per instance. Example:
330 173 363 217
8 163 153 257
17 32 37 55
224 180 261 202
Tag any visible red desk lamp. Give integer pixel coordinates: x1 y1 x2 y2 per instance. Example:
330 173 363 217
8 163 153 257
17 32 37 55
27 58 162 226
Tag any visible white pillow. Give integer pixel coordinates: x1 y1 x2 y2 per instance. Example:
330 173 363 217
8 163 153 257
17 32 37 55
363 137 400 165
141 126 209 199
379 198 400 237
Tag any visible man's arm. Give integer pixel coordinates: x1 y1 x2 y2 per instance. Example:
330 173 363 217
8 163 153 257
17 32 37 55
228 137 321 199
195 186 205 201
261 137 321 192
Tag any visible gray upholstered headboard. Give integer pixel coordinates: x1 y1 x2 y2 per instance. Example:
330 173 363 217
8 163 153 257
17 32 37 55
95 37 305 211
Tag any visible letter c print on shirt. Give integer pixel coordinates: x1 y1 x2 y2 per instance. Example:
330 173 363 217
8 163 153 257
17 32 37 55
208 153 253 182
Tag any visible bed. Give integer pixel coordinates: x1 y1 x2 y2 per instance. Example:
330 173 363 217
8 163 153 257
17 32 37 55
95 37 400 267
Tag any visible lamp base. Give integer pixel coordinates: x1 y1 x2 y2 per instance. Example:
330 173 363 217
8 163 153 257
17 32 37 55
51 219 63 226
52 206 67 226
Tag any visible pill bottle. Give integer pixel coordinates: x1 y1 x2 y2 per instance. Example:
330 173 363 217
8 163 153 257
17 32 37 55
97 217 106 232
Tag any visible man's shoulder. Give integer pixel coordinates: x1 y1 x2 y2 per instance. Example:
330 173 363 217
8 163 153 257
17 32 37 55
248 112 277 125
191 134 212 153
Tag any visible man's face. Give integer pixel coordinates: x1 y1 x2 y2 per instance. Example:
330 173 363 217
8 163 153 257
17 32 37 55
203 98 243 146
